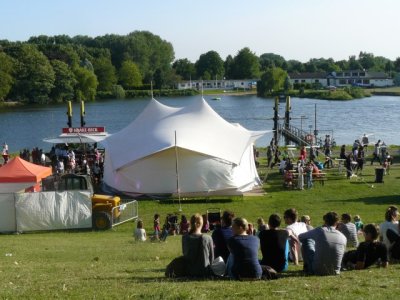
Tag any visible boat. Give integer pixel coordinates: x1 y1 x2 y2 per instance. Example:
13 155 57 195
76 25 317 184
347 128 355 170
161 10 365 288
211 97 221 100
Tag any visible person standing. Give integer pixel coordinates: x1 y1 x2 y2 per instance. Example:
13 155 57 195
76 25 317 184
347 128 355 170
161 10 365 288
371 140 382 165
299 212 347 275
297 162 304 190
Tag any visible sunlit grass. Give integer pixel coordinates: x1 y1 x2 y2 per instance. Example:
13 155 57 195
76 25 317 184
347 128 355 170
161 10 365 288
0 154 399 299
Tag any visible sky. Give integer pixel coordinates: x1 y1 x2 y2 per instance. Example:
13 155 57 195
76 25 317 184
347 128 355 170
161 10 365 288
1 0 400 63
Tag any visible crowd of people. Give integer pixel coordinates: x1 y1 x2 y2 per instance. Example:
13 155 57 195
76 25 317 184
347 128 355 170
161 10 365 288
267 135 395 189
149 205 400 280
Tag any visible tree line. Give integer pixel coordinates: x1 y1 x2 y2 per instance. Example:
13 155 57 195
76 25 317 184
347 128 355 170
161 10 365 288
1 30 400 103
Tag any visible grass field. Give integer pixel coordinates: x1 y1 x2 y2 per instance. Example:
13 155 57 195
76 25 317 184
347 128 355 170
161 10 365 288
1 150 400 299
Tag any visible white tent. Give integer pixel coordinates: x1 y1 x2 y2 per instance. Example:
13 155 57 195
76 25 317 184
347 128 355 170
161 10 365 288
103 98 269 196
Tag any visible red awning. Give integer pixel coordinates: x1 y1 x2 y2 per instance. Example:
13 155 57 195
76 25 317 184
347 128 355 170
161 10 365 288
0 157 52 183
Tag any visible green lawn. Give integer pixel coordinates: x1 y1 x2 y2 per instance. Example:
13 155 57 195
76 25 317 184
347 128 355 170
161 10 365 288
1 153 399 299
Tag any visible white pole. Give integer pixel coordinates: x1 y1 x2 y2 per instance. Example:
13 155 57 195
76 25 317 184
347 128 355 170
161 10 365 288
174 130 182 211
151 81 154 99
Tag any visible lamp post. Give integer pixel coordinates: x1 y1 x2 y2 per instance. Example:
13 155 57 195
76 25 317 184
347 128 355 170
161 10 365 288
300 115 307 132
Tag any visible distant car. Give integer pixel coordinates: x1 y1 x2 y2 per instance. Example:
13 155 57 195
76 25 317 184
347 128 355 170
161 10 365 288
326 86 337 91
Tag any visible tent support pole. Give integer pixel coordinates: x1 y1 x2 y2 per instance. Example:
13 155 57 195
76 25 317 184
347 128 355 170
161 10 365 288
174 131 182 212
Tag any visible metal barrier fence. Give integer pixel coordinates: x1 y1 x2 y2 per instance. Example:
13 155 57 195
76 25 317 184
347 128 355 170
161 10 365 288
111 200 138 227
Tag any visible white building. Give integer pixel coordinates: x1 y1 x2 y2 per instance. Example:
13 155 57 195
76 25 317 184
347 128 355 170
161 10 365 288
289 72 328 87
176 79 258 90
328 70 394 87
289 70 393 88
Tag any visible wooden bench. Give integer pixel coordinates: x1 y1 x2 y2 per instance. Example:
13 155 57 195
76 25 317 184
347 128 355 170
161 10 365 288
284 172 327 188
312 172 327 186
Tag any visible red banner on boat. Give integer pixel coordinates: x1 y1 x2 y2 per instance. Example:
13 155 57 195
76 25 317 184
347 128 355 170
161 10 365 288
62 127 105 134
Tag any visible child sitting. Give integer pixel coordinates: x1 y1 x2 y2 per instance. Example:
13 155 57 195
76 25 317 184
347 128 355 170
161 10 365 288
179 215 189 235
342 224 388 270
134 220 147 241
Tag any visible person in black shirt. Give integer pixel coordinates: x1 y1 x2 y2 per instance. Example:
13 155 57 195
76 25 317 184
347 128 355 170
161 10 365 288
259 214 289 272
342 224 388 270
211 210 234 263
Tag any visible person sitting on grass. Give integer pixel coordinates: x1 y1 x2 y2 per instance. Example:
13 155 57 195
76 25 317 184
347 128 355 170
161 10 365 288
134 219 147 242
256 217 268 235
212 210 235 263
299 211 347 275
342 224 388 270
337 213 359 248
227 217 262 280
301 215 313 231
182 213 214 277
259 214 290 272
179 215 189 235
284 208 308 265
379 206 399 254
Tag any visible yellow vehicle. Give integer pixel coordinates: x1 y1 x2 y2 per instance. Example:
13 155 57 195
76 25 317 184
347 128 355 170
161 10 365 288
42 174 121 230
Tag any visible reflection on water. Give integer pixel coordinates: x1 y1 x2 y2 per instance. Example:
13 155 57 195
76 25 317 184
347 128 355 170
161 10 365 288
0 95 399 151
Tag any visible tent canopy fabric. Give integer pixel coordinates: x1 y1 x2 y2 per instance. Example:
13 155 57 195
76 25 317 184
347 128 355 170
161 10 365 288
104 98 267 170
103 98 269 195
0 157 52 183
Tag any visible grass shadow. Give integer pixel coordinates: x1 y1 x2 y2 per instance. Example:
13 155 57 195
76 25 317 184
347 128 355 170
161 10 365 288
327 195 399 205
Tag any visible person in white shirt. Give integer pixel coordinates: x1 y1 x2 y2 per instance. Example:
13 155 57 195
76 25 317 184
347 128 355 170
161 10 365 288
134 220 147 241
284 208 309 265
379 206 399 254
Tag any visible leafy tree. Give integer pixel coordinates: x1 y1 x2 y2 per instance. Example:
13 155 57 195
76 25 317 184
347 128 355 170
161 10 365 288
348 55 363 70
384 60 394 75
0 51 14 101
358 51 375 70
335 60 348 71
50 59 77 102
93 54 117 91
5 44 55 103
230 47 260 79
259 53 286 71
224 55 234 79
111 84 125 99
80 58 94 71
284 76 292 92
73 66 98 101
118 60 142 89
393 57 400 72
123 31 175 82
393 73 400 86
257 67 288 97
172 59 196 80
38 44 80 67
304 61 317 73
153 68 164 91
286 60 304 73
195 50 224 79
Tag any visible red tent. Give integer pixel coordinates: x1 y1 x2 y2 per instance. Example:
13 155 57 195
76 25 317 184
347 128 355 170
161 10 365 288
0 157 52 192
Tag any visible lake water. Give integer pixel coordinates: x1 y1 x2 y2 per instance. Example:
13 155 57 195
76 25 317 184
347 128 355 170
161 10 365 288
0 95 399 152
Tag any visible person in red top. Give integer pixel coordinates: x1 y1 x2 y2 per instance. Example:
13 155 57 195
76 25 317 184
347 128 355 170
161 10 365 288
299 146 307 164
